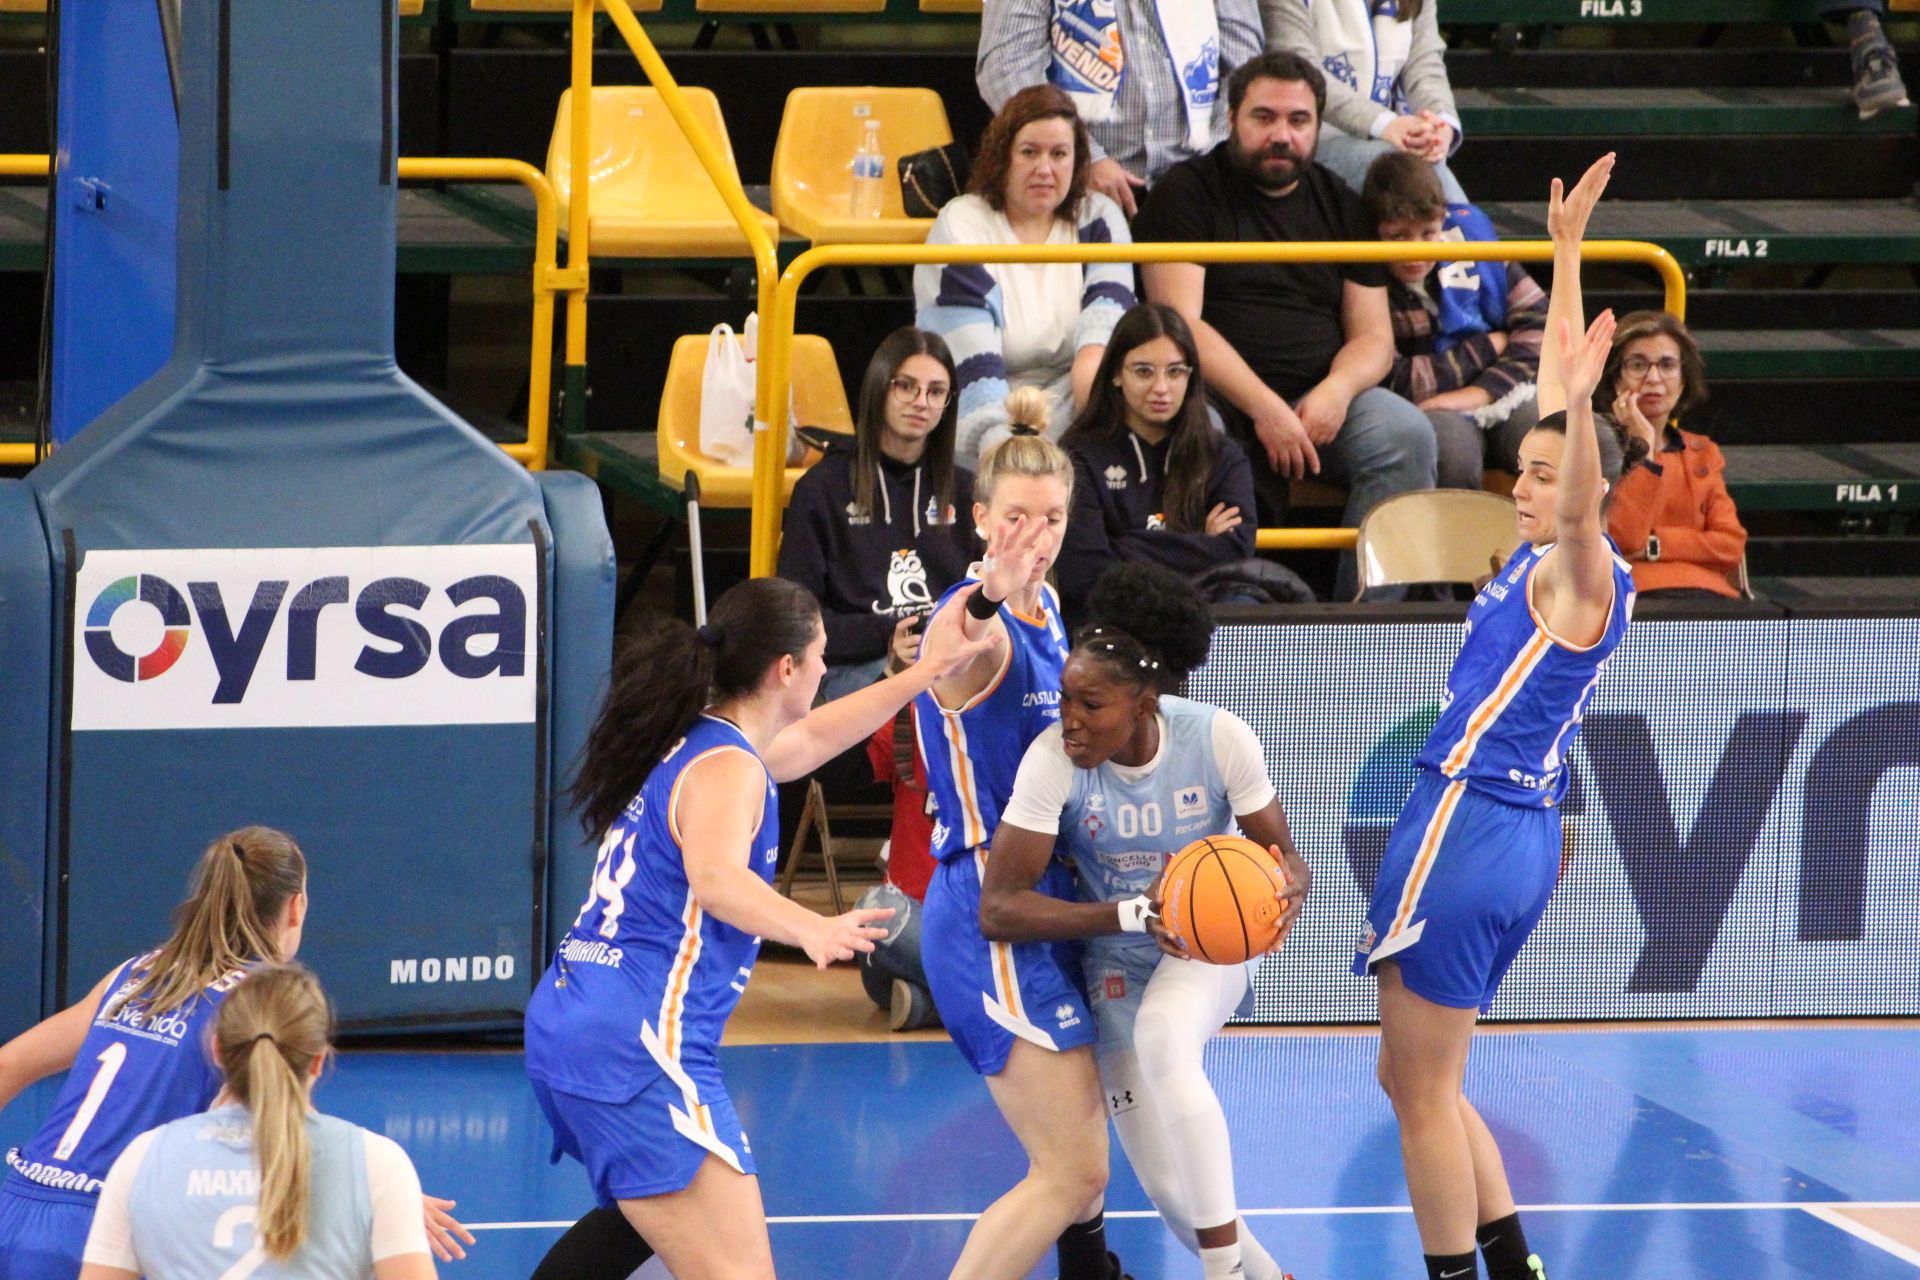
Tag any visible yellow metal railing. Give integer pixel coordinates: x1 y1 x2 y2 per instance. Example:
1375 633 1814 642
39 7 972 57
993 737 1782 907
0 152 572 470
752 239 1687 574
399 157 564 470
0 154 51 466
592 0 779 447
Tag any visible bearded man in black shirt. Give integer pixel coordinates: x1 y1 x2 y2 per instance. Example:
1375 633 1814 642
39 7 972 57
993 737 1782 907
1135 50 1438 600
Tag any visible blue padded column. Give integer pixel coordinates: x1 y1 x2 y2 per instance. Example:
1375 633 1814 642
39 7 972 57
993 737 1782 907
0 488 51 1038
49 0 179 444
23 0 610 1031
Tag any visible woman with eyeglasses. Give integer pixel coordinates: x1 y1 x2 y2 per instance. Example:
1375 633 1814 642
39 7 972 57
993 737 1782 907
780 327 976 702
1598 311 1748 598
1055 304 1260 619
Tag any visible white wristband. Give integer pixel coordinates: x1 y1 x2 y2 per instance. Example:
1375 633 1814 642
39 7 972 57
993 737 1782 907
1118 895 1158 934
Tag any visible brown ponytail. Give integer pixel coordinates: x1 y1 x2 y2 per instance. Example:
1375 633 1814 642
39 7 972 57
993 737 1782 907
213 963 334 1260
110 827 306 1020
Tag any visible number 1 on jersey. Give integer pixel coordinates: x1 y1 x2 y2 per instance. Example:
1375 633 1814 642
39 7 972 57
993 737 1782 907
52 1041 128 1161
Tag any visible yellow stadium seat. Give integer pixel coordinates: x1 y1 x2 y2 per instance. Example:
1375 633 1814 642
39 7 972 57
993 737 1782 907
1354 490 1518 601
655 332 854 505
919 0 981 10
0 0 47 11
469 0 662 9
400 0 424 14
546 86 779 259
771 87 954 245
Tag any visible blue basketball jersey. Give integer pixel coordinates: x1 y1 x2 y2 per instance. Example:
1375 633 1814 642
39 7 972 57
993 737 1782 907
1049 698 1237 968
122 1104 374 1280
7 958 241 1201
1416 540 1636 807
525 714 779 1104
916 578 1070 862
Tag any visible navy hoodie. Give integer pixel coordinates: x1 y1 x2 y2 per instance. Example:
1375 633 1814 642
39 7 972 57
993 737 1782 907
1057 428 1257 617
779 441 977 666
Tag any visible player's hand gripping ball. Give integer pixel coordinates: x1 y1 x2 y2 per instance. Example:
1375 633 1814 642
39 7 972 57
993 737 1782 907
1157 836 1296 965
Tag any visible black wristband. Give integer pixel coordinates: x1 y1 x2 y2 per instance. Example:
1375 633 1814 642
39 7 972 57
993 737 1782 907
966 589 1002 621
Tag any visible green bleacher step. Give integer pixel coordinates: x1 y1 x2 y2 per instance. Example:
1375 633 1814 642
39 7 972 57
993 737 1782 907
1483 199 1920 266
1698 330 1920 380
556 431 685 518
1444 0 1836 23
1458 87 1915 137
1722 443 1920 512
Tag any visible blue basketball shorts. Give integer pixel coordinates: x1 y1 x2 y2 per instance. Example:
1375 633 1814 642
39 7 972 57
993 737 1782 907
531 1057 756 1204
1351 771 1560 1012
0 1177 95 1280
922 850 1095 1076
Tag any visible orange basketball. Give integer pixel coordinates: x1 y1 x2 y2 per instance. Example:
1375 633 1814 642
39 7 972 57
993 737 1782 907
1158 835 1294 965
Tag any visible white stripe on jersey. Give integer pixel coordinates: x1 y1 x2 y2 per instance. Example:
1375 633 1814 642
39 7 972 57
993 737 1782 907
656 890 705 1063
1440 632 1551 777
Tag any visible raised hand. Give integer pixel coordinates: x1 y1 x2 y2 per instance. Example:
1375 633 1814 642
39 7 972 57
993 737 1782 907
1547 152 1616 247
917 585 1004 675
799 906 894 969
979 512 1050 601
1560 311 1619 406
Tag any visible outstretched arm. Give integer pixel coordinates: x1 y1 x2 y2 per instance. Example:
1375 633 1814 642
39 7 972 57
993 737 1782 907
1536 311 1623 647
0 967 117 1113
1539 153 1614 419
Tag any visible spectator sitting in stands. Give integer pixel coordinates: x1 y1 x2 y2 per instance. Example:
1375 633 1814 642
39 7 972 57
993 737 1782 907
1600 311 1748 599
1263 0 1468 203
778 327 975 702
1055 302 1279 617
1135 50 1436 600
915 85 1137 466
1363 150 1545 491
976 0 1265 216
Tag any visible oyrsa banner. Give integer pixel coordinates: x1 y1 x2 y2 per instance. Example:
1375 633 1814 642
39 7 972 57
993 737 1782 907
72 545 537 731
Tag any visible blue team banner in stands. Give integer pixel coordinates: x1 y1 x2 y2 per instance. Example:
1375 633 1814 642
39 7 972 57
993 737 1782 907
1190 616 1920 1022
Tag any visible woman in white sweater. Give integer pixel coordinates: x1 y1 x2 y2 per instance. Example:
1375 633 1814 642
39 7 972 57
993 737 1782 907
1263 0 1469 202
915 85 1137 467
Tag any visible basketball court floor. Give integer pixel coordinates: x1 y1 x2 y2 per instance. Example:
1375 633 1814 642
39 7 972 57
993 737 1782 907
8 1013 1914 1278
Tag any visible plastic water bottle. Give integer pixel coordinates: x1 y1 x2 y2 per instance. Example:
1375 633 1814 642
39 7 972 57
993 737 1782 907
850 119 885 220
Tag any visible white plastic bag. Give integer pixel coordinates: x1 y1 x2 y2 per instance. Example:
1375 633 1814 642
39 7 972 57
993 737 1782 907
698 321 756 467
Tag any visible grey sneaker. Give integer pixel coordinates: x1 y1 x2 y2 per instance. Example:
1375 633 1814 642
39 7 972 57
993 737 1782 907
889 979 941 1031
1848 11 1910 120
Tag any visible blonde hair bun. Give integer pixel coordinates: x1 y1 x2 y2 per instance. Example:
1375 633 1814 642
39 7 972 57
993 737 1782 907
1004 386 1051 434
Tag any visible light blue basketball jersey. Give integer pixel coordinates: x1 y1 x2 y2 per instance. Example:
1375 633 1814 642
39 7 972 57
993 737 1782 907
1052 697 1238 969
7 958 242 1201
916 578 1070 862
1416 540 1636 807
525 714 780 1103
124 1104 372 1280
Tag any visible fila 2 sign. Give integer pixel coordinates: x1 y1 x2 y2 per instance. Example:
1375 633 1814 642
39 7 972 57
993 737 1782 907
72 545 537 730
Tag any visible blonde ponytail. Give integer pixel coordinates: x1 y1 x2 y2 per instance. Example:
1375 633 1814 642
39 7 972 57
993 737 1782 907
112 827 306 1020
976 388 1075 507
213 963 333 1260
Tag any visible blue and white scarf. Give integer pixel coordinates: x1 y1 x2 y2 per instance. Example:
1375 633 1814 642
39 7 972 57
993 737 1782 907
1047 0 1222 154
1310 0 1414 113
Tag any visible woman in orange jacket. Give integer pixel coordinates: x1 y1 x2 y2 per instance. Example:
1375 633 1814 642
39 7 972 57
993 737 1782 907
1598 310 1748 598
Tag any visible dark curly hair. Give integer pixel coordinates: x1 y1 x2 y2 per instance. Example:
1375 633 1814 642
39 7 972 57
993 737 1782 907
1076 562 1216 693
968 84 1091 219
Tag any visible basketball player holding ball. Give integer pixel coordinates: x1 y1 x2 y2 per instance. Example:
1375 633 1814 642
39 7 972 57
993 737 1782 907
981 561 1310 1280
1353 153 1641 1280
